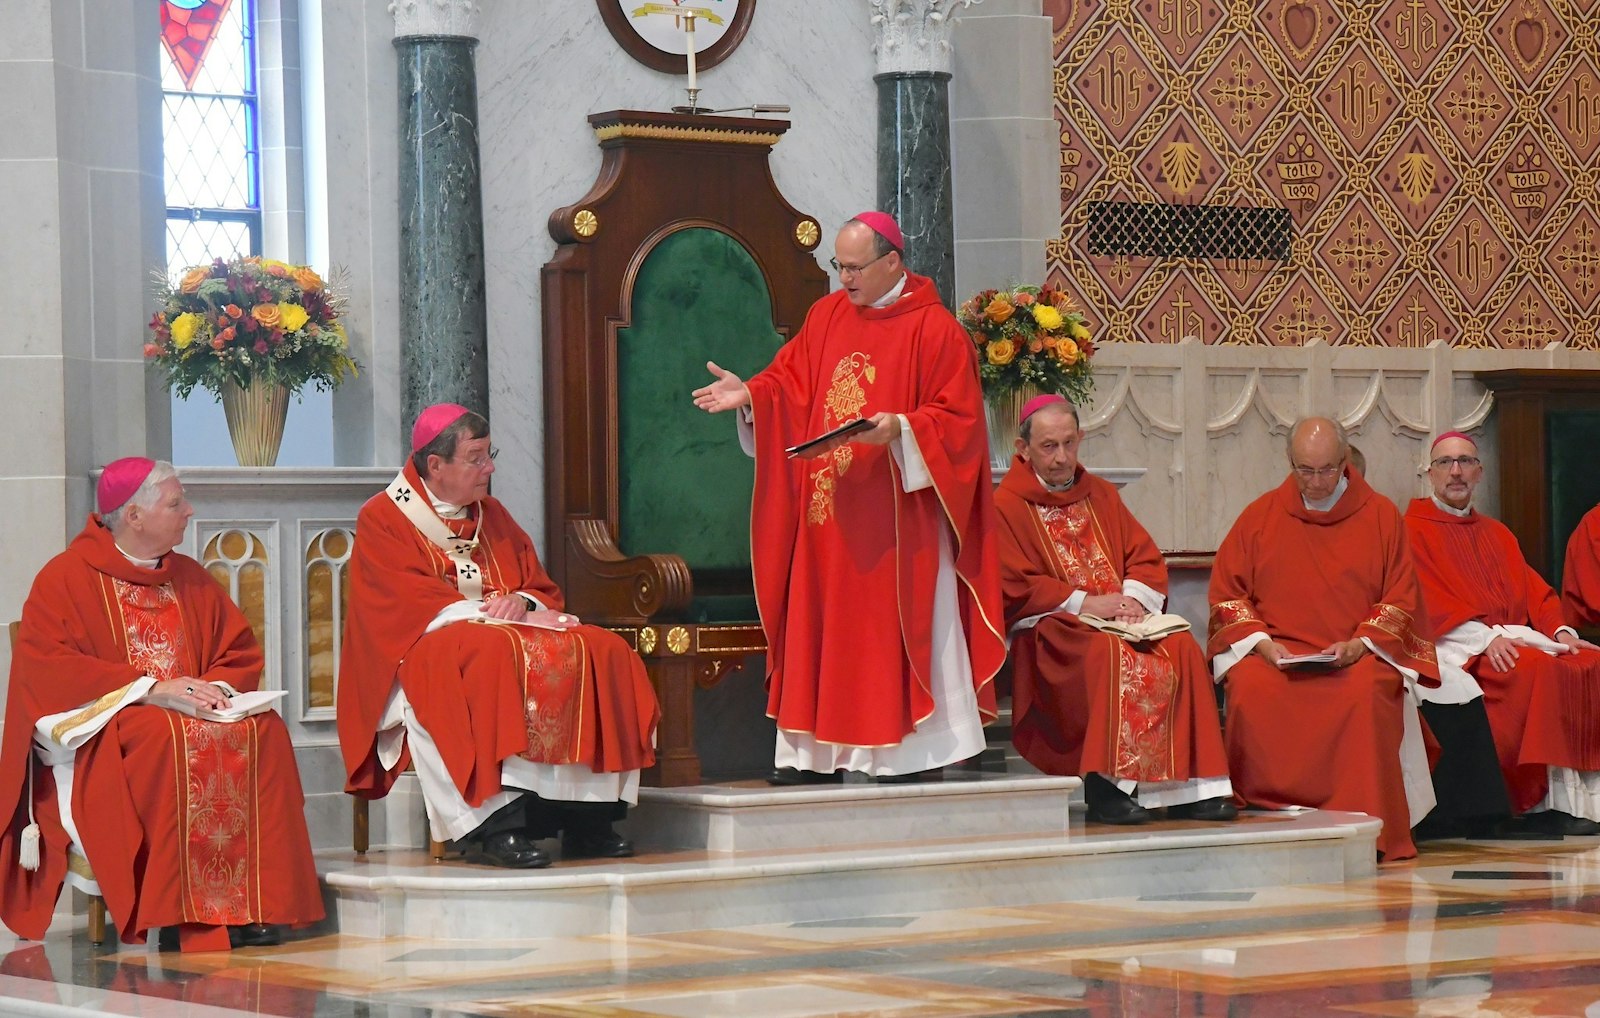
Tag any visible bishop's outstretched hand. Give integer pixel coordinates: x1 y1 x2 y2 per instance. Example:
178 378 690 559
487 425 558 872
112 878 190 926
692 361 751 413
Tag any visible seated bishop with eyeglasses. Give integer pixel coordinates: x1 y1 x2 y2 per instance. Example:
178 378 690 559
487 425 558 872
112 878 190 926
337 404 660 868
1208 417 1441 861
1405 431 1600 837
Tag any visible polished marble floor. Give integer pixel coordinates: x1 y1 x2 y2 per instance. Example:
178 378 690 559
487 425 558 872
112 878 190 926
11 828 1600 1015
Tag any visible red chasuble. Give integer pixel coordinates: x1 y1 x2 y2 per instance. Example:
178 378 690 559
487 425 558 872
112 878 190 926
993 458 1229 783
1405 497 1600 811
745 273 1005 749
0 517 322 944
338 462 659 804
1208 470 1438 861
1563 504 1600 629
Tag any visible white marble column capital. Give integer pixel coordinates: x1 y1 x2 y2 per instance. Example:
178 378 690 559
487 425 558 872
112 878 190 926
869 0 982 75
390 0 481 40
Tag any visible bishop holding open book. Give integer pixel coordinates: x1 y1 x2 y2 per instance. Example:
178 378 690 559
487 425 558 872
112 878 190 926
993 396 1235 825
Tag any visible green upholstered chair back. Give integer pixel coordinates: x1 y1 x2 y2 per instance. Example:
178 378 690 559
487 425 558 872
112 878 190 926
1547 409 1600 589
615 227 783 621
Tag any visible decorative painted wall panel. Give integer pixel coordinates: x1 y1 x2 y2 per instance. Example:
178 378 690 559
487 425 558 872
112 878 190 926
1045 0 1600 349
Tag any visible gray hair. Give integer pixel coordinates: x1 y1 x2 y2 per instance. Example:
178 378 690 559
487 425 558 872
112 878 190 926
1286 416 1349 459
102 460 179 532
1019 400 1080 443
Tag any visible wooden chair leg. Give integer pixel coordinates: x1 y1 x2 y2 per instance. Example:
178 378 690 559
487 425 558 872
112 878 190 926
88 896 106 946
353 795 369 855
430 837 446 861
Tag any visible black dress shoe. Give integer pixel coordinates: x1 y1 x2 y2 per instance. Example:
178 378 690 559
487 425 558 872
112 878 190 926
157 927 179 952
462 830 553 868
1166 796 1239 822
1525 810 1600 836
228 923 281 948
1082 773 1152 825
562 828 634 859
873 768 944 784
766 767 844 786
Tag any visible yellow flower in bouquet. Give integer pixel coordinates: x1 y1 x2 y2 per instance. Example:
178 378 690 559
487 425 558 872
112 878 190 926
1031 304 1063 331
170 312 202 349
145 256 358 401
957 283 1095 406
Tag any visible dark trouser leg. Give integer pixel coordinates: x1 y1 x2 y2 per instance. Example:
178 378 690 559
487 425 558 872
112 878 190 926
1416 700 1513 838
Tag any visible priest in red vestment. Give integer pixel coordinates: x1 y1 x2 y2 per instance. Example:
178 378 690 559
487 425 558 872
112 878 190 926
0 458 322 952
994 396 1234 823
692 212 1005 783
1406 431 1600 834
1562 504 1600 631
1208 418 1439 861
338 405 659 868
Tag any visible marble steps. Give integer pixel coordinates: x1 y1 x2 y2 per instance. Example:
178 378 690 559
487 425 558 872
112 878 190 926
319 772 1380 942
629 772 1076 853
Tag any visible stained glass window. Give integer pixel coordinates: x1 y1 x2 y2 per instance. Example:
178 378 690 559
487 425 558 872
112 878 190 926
160 0 260 272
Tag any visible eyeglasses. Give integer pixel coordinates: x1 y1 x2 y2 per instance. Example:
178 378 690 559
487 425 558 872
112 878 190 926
829 250 893 276
1291 464 1343 479
453 447 498 469
1429 455 1481 470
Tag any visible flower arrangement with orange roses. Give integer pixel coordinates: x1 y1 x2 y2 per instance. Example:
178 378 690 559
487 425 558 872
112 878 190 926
957 284 1095 405
145 256 358 400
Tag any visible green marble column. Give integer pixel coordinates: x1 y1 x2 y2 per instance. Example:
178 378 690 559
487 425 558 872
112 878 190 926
877 71 955 308
396 34 488 442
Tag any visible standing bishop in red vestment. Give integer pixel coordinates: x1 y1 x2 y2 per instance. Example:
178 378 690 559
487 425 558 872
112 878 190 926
1406 432 1600 835
994 396 1234 824
1209 418 1439 861
338 406 659 868
0 459 322 951
692 213 1006 783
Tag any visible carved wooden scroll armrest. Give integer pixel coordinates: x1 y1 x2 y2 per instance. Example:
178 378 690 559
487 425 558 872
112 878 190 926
563 518 692 625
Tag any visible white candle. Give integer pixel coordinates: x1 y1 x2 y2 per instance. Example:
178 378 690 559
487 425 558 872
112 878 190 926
686 14 697 91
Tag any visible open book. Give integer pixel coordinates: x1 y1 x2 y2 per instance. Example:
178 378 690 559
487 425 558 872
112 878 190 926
1078 613 1192 642
162 689 287 723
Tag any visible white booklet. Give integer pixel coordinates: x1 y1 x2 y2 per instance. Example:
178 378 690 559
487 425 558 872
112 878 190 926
1277 652 1339 667
1079 613 1192 642
161 688 287 723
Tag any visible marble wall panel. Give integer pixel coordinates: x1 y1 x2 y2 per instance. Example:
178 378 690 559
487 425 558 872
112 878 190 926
87 167 153 362
951 12 1053 120
0 62 58 160
0 357 67 476
315 0 397 469
0 160 67 358
0 0 51 62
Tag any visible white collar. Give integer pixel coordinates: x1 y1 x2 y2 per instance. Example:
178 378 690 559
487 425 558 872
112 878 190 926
1301 474 1349 513
870 273 909 308
1034 469 1075 493
114 542 161 568
1431 494 1473 518
420 478 469 520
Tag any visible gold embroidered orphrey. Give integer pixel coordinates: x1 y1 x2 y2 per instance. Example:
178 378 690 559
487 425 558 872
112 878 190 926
807 353 875 526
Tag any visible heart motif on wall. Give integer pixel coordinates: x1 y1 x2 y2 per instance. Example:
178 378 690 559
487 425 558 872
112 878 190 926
1281 0 1320 61
1513 14 1546 70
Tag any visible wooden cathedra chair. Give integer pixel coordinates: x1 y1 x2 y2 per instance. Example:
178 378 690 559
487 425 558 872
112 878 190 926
542 110 830 785
8 621 106 944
